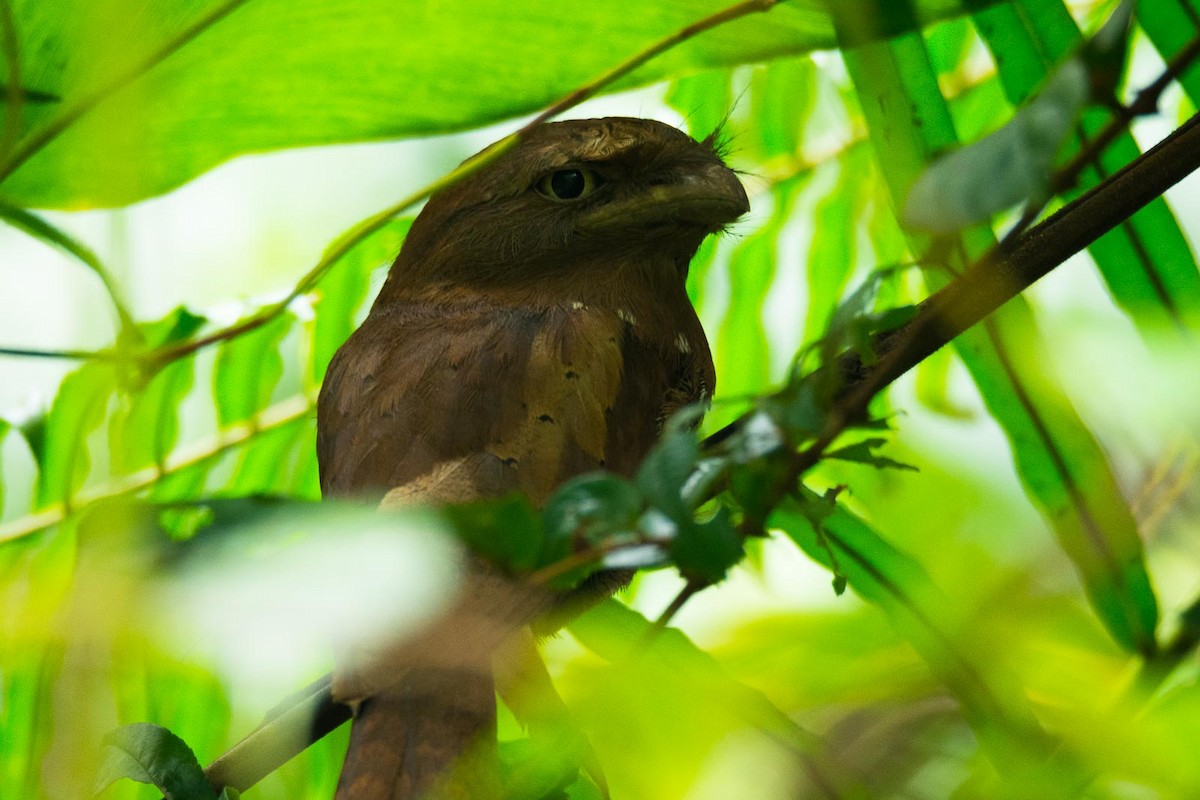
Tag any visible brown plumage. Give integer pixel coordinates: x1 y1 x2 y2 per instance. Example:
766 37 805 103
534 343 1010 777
316 116 748 799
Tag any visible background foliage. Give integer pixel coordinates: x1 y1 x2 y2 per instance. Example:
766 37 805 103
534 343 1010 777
2 0 1199 798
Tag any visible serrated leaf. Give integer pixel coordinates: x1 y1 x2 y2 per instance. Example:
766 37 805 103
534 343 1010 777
635 425 701 521
95 723 217 800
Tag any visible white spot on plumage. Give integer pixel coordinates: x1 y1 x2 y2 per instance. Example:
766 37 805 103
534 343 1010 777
571 301 586 311
675 333 691 353
617 308 637 326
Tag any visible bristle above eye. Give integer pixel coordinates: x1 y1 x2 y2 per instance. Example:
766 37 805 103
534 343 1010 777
701 118 734 162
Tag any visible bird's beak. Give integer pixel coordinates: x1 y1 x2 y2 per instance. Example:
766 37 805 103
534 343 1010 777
582 161 749 232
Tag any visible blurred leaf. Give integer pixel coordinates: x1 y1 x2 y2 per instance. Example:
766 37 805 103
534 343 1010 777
309 218 411 386
0 199 135 333
903 57 1089 233
665 69 733 144
95 722 217 799
35 363 116 507
804 146 875 344
0 419 9 519
213 313 292 426
838 0 1159 654
716 175 807 400
1138 0 1200 102
974 0 1200 332
543 473 643 551
0 0 995 208
749 56 819 161
222 419 309 497
444 494 547 574
109 307 206 475
669 506 743 583
1080 0 1136 103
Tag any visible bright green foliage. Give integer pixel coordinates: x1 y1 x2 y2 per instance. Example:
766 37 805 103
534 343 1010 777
2 1 1199 798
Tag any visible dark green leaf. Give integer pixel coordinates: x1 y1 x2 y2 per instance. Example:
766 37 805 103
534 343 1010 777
667 506 743 583
95 723 217 800
444 494 545 573
824 437 918 471
542 473 643 552
635 424 702 520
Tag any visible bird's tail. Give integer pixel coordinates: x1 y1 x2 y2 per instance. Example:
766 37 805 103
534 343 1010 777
334 667 498 800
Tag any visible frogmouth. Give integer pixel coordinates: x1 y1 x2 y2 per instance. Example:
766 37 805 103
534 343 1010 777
317 116 748 799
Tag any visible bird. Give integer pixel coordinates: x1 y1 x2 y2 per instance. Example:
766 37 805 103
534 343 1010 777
315 116 749 799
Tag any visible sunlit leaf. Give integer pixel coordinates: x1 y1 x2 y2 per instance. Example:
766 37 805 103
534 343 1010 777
213 314 292 427
35 363 116 507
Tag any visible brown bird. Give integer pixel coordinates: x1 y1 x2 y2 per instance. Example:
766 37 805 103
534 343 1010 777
316 116 748 799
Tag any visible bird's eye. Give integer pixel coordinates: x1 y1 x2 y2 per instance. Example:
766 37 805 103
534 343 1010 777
536 168 604 201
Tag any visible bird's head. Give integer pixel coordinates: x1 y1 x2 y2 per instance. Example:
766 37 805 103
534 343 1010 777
380 117 749 298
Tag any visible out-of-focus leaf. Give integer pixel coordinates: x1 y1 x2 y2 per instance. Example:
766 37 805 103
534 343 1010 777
772 494 1061 776
309 218 411 386
444 494 547 574
213 313 292 426
543 473 642 550
35 363 116 507
669 506 743 583
95 723 216 799
665 69 733 146
566 598 871 798
1080 0 1136 102
0 199 135 333
1 0 997 208
222 419 308 497
716 175 807 400
804 146 875 344
903 58 1089 233
0 419 9 519
109 308 206 475
837 0 1159 655
974 0 1200 332
749 56 819 162
1138 0 1200 102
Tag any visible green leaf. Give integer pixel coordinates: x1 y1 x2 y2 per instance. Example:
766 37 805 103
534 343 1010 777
824 437 918 472
838 0 1159 654
635 421 702 521
903 58 1089 233
0 0 995 209
444 494 546 573
772 494 1063 777
974 0 1200 333
716 175 807 400
1138 0 1200 103
309 218 412 386
36 363 117 507
0 419 9 519
95 723 217 799
109 307 206 475
0 198 135 333
667 506 743 583
542 473 643 552
804 146 875 344
213 313 292 426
